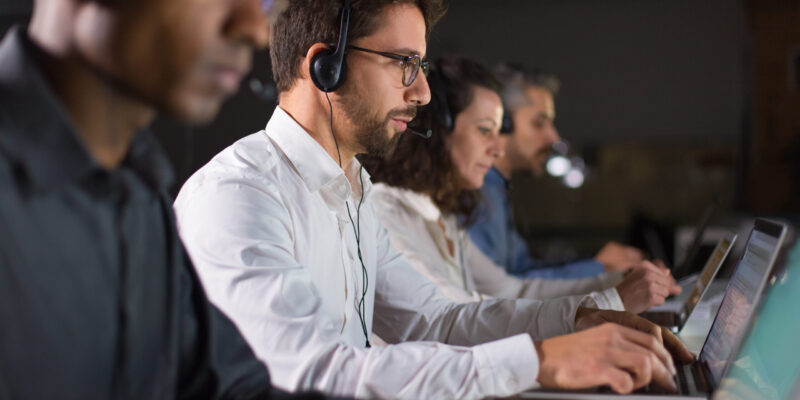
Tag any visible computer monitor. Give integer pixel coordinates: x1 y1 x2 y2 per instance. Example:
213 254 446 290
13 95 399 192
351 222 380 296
714 237 800 400
699 219 787 387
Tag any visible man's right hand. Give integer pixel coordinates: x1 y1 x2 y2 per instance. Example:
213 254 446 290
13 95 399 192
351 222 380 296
534 323 678 394
616 261 682 314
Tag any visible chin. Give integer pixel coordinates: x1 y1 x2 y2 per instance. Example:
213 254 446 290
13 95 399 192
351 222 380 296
467 176 484 190
171 95 225 126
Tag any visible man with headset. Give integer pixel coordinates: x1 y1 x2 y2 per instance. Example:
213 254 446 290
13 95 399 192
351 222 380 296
0 0 326 398
174 0 693 398
468 63 650 280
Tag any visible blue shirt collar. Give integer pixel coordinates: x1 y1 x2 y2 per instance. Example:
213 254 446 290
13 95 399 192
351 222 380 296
485 167 509 191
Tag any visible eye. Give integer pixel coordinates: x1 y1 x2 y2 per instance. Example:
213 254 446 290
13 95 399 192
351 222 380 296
478 126 492 136
532 119 546 129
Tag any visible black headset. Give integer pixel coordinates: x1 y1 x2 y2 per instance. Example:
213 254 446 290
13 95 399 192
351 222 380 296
310 0 351 92
427 61 454 133
309 0 372 348
500 107 514 134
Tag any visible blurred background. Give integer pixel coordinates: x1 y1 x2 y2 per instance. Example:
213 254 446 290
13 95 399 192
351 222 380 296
2 0 798 269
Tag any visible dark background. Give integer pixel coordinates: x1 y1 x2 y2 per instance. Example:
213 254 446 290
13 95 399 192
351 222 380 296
3 0 798 264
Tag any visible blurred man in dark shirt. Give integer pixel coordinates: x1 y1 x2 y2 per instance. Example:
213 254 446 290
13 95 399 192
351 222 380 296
0 0 323 398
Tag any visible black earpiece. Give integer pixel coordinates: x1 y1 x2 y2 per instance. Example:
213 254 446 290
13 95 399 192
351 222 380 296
309 0 351 92
428 62 454 132
500 107 514 134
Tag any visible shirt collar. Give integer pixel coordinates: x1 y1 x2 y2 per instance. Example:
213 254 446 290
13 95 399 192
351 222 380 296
0 27 174 193
265 106 372 204
485 167 509 190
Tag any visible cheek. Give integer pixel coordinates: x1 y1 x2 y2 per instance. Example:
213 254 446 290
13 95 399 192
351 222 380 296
450 137 481 178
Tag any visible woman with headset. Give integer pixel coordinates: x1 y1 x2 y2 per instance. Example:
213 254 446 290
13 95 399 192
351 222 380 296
362 56 677 313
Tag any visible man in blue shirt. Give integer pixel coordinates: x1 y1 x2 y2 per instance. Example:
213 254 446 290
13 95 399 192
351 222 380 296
469 64 645 279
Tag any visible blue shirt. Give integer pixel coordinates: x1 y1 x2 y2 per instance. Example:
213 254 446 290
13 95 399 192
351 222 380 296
467 167 604 279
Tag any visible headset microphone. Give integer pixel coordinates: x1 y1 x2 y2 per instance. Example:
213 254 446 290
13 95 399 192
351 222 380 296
407 127 432 139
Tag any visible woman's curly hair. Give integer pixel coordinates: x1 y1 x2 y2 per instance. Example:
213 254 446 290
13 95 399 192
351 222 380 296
361 56 500 226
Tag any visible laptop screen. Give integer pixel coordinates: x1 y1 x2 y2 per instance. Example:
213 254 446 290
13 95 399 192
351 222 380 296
699 221 784 385
715 239 800 399
680 233 736 320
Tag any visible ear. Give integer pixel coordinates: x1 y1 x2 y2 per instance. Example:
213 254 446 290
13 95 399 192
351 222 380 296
301 42 333 80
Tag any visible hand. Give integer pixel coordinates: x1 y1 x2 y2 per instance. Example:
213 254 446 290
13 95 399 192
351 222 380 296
574 308 695 364
535 323 677 394
616 261 682 314
595 241 645 272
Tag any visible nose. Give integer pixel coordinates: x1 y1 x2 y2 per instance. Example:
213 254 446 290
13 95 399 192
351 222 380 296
488 132 505 159
224 0 271 50
548 124 561 145
405 72 432 106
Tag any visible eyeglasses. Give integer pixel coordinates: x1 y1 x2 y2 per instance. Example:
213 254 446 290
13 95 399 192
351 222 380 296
347 45 429 87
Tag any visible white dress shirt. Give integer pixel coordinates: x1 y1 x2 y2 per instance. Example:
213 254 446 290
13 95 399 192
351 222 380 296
370 184 625 308
174 107 602 399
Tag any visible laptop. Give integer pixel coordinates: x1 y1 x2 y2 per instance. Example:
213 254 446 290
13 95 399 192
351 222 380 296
521 219 787 400
671 202 719 281
640 232 736 331
713 236 800 400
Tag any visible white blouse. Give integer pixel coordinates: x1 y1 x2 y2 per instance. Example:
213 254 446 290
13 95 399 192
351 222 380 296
371 184 625 308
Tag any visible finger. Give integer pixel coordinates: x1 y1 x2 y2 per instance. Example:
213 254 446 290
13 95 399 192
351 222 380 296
654 259 668 269
669 283 683 295
661 326 695 363
602 366 635 394
647 281 670 299
639 260 661 272
615 324 674 370
629 248 646 261
643 276 673 300
607 349 652 390
611 345 676 393
646 351 678 393
608 333 677 393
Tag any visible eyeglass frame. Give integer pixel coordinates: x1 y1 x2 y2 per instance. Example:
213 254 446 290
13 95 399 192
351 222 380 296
346 45 429 87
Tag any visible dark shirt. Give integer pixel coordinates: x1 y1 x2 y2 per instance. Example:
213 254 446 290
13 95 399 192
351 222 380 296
0 27 286 399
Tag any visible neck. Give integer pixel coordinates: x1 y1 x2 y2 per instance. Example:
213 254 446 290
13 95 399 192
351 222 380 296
279 87 358 171
28 4 155 170
493 155 512 180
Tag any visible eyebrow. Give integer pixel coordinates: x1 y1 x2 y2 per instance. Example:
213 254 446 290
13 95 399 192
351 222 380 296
477 117 498 127
391 47 425 57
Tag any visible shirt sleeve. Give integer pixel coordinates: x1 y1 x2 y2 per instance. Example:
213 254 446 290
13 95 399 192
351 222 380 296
465 237 623 308
174 176 547 399
171 222 277 399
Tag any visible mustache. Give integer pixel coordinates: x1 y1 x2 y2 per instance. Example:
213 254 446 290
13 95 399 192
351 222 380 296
386 106 417 121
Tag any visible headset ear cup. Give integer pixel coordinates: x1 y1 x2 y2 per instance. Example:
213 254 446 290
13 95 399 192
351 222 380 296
310 50 347 92
500 109 514 134
443 107 453 132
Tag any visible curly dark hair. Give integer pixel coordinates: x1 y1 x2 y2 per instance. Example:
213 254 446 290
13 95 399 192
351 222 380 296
361 57 500 225
270 0 447 93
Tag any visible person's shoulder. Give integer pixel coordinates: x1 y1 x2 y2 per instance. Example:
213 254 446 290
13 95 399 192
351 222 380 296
193 130 284 183
176 130 288 205
370 184 417 214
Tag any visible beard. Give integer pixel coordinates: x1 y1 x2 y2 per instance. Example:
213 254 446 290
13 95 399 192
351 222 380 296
338 84 417 157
